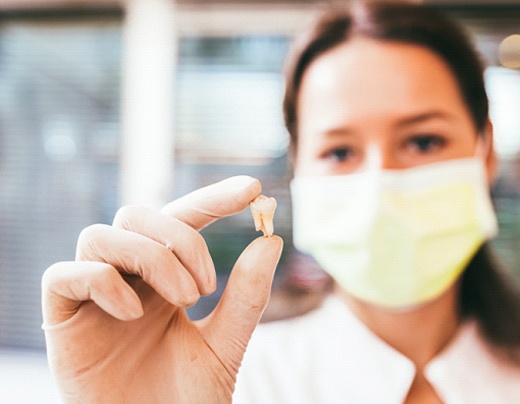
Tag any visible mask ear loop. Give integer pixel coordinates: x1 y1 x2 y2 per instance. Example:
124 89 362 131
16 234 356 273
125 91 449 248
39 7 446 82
476 118 497 155
475 121 498 184
474 131 489 158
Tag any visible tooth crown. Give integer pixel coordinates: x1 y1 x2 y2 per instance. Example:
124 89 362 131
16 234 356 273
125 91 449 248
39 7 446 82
250 195 277 237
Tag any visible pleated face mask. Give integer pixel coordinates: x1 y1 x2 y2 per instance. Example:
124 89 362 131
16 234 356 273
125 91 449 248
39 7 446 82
291 157 498 309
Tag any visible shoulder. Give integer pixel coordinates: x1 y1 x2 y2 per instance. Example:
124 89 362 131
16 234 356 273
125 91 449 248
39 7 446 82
257 293 348 333
234 296 352 403
238 294 353 378
234 295 417 403
426 320 520 402
459 321 520 375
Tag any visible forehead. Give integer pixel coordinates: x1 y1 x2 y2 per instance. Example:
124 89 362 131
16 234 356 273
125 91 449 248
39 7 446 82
297 37 470 130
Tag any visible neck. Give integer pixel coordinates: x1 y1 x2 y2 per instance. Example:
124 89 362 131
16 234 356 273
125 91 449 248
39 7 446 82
336 282 461 370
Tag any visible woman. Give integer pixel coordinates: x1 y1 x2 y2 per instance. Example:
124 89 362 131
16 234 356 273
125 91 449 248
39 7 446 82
42 1 520 403
235 1 520 402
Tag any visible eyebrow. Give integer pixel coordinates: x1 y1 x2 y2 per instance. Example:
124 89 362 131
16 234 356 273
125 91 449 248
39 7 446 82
318 110 457 139
320 126 356 139
394 111 456 128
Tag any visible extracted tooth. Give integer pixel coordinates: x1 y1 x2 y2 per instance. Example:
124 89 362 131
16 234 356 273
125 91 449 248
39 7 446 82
250 195 277 237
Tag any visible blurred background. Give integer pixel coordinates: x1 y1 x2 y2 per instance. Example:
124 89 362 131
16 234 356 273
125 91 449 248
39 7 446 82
0 0 519 401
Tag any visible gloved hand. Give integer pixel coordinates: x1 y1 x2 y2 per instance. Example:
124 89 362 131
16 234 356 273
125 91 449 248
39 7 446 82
41 176 283 403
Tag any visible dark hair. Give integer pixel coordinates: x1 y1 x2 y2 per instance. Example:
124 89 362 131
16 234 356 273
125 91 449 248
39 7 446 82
460 245 520 361
283 0 489 148
281 0 520 360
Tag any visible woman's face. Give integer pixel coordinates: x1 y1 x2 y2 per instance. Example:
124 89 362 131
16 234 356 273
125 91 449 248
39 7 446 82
294 37 494 177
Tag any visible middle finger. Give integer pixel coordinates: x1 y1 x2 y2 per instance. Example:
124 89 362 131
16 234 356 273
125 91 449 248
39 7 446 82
112 205 216 295
76 223 200 307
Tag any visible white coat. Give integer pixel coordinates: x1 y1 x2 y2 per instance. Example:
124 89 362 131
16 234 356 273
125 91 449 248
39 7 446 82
234 295 520 403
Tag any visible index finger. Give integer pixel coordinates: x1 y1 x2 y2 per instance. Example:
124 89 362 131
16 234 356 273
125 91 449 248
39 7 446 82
161 176 261 230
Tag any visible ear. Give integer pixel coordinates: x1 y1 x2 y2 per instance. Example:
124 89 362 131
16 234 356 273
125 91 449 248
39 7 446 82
482 119 498 185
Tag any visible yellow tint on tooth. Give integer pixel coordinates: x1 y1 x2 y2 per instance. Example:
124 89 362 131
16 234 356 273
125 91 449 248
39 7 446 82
250 195 277 237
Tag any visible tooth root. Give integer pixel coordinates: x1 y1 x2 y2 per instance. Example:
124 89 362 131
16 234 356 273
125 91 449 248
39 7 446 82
262 214 274 237
252 212 263 232
250 195 277 237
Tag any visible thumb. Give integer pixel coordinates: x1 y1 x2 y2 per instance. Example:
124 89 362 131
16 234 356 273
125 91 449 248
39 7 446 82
199 235 283 373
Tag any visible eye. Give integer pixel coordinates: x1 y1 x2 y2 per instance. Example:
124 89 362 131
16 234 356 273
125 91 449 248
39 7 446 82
405 135 446 153
323 147 355 162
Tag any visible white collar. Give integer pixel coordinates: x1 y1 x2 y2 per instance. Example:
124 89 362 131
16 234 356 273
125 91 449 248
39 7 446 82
313 295 520 402
240 294 520 403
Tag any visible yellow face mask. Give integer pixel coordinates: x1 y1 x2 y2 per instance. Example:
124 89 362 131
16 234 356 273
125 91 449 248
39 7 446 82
291 157 498 309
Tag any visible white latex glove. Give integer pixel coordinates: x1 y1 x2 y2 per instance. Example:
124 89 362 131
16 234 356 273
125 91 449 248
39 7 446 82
42 176 283 403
